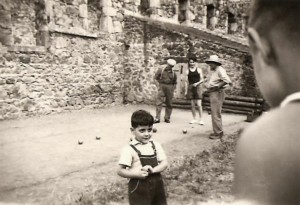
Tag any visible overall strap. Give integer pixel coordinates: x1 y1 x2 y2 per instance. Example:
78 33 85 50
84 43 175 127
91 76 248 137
130 142 157 157
130 144 141 156
150 141 157 155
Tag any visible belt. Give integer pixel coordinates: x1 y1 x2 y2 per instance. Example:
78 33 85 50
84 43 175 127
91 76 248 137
210 88 224 93
207 87 225 93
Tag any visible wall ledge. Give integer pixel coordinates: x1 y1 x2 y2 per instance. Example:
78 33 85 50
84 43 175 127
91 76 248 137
7 45 47 53
49 26 98 38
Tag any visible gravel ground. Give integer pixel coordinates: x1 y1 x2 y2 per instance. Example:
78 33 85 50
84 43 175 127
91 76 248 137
0 104 248 204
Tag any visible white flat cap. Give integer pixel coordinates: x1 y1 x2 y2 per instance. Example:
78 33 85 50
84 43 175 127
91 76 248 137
167 59 176 66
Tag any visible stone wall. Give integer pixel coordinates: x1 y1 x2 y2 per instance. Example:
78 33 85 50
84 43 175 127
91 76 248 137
126 0 251 37
123 16 189 103
0 33 125 120
123 16 260 104
0 0 126 120
188 0 250 36
11 1 37 46
0 0 258 120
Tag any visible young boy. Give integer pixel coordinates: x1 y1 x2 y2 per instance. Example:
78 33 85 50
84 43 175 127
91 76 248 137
117 110 168 205
234 1 300 204
184 56 205 125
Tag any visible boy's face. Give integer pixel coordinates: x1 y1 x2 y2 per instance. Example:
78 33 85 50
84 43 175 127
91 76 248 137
189 59 196 68
131 125 153 144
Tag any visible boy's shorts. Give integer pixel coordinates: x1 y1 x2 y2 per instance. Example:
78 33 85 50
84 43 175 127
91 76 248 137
187 84 203 100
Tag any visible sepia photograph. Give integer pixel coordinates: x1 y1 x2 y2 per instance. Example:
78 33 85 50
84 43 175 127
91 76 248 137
0 0 299 204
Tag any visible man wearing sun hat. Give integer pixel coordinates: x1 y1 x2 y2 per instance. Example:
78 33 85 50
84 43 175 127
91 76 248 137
205 55 231 139
154 58 177 123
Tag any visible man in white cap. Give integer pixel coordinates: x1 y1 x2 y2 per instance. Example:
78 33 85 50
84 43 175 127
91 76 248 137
205 55 231 139
154 58 177 123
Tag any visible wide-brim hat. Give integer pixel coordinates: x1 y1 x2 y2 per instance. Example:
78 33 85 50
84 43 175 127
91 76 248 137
167 59 176 66
205 55 222 65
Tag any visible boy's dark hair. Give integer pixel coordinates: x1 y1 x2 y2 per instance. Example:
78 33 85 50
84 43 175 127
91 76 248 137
249 0 300 41
131 110 154 128
188 56 197 62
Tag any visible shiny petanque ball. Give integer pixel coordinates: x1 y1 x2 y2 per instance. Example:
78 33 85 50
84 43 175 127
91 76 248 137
96 136 101 140
182 129 187 134
78 140 84 145
153 128 157 133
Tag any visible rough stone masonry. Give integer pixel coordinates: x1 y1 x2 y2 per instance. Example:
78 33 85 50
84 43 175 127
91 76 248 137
0 0 257 120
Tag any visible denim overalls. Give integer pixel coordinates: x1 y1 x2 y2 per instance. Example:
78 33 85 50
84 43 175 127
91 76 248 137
128 141 167 205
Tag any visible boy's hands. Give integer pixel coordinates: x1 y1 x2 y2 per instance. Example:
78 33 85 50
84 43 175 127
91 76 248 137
133 165 154 179
134 169 149 179
141 165 154 174
131 165 154 179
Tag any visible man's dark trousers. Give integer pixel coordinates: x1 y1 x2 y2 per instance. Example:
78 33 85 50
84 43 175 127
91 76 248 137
155 84 174 121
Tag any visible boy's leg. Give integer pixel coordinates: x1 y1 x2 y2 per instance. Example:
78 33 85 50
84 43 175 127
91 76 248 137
129 179 151 205
195 85 204 123
187 86 197 123
189 100 198 124
191 100 196 119
151 175 167 205
196 99 204 124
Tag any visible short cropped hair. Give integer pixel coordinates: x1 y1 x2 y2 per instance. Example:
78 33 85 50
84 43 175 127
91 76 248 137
249 0 300 40
188 56 197 62
131 110 154 128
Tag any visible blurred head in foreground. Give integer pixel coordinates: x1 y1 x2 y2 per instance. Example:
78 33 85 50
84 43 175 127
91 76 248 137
247 0 300 107
234 1 300 205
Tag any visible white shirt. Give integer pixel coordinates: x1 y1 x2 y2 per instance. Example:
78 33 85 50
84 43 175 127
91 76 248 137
118 139 167 170
280 92 300 108
207 66 231 88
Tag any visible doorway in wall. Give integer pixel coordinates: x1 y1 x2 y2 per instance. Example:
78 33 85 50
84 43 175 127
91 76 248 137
207 4 216 30
173 63 188 99
228 12 238 34
140 0 150 16
178 0 188 23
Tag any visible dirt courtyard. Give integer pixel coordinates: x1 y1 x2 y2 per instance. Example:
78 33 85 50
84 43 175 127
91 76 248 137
0 104 247 204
